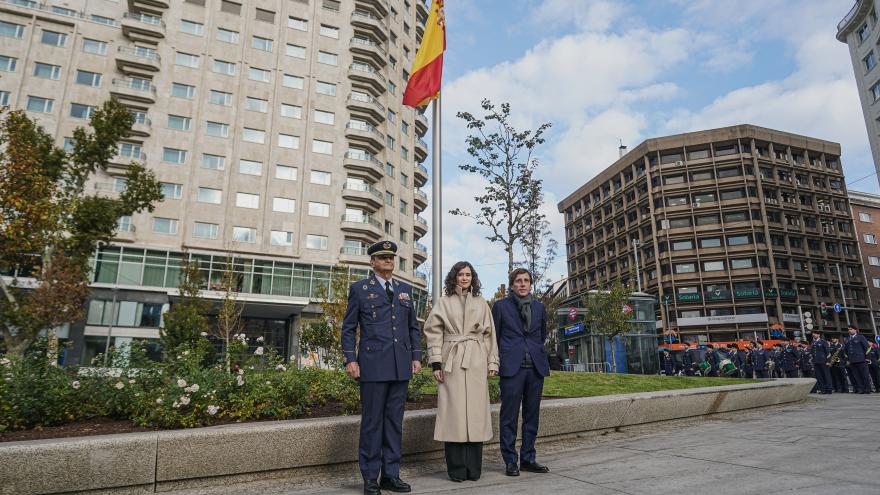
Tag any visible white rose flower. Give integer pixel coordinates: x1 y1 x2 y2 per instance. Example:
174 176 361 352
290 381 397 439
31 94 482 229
177 378 187 388
110 369 122 378
256 336 265 343
128 379 135 384
0 358 10 366
237 368 244 375
276 364 287 371
254 347 264 356
236 375 245 386
179 395 191 406
182 350 190 356
71 380 81 389
206 405 219 416
156 398 163 405
200 332 208 337
115 382 125 389
172 401 179 409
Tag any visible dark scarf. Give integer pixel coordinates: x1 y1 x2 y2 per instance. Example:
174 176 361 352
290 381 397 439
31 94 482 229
509 292 533 333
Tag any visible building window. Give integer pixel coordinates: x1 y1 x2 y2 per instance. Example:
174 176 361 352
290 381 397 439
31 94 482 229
0 55 16 72
270 231 293 246
305 234 328 250
180 19 204 36
401 121 409 134
171 82 196 99
317 51 338 65
730 258 754 269
385 163 395 177
312 139 333 155
385 191 394 206
286 44 306 58
252 36 273 51
278 134 299 149
209 90 233 106
213 59 236 75
870 256 880 266
866 51 877 72
1 91 12 106
246 97 268 113
399 228 407 243
175 52 200 68
206 121 230 138
671 240 693 251
727 235 750 246
871 81 880 101
162 148 187 164
283 74 304 89
26 96 54 113
308 202 330 217
858 23 870 43
197 187 222 204
153 218 178 235
400 173 409 187
232 227 256 243
859 212 872 222
167 115 192 131
161 183 184 200
276 165 297 181
314 110 335 125
387 135 396 150
217 28 239 44
398 258 407 271
280 104 302 118
316 81 336 96
243 128 265 144
33 62 61 80
70 103 96 119
236 192 260 209
202 154 226 170
272 197 296 213
288 16 308 31
874 278 880 289
193 222 219 239
865 233 877 244
41 30 67 47
82 38 108 55
239 159 262 176
319 24 338 38
310 170 332 185
255 8 275 23
0 21 24 39
249 67 271 82
400 200 408 214
703 260 725 271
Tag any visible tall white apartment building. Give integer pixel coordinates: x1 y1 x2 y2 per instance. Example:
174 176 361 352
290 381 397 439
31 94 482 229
0 0 430 364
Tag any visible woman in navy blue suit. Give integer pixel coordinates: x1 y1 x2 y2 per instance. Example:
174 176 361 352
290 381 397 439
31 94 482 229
491 268 551 477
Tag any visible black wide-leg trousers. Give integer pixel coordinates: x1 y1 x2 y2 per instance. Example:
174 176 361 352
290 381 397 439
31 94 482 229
445 442 483 480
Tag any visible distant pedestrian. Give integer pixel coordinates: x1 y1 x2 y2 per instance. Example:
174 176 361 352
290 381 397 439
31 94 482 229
662 350 676 376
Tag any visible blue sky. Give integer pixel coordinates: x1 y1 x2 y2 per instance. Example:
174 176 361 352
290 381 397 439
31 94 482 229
418 0 875 295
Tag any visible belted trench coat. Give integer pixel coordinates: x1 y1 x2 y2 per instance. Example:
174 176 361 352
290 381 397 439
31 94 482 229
424 286 499 442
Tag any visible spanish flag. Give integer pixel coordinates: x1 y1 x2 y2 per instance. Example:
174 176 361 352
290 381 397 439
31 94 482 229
403 0 446 108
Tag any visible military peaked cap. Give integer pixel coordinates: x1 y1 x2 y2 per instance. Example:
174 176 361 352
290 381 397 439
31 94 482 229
368 240 398 257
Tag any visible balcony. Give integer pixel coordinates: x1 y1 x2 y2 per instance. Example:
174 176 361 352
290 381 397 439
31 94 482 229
413 215 428 236
414 111 428 136
339 246 370 264
345 121 385 152
342 181 383 210
340 214 383 241
413 189 428 210
344 150 385 181
414 163 428 187
350 37 387 67
348 62 387 96
416 0 429 17
121 12 165 41
108 151 147 172
128 0 169 10
130 116 152 137
347 93 385 123
110 78 157 104
116 45 161 73
415 271 428 283
351 11 388 40
414 138 428 163
355 0 389 17
413 242 428 263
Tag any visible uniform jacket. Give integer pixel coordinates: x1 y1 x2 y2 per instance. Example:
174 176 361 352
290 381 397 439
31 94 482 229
733 349 747 369
423 286 499 442
492 294 550 378
706 350 720 372
341 273 421 382
662 354 676 375
844 333 871 364
682 348 695 370
870 345 880 368
810 338 829 365
751 348 770 371
781 344 799 372
798 348 814 371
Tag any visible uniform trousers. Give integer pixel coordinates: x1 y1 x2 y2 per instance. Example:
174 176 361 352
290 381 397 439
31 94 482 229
784 369 798 378
868 364 880 392
849 362 872 394
444 442 483 480
831 366 848 392
358 380 408 481
754 370 769 379
814 364 832 393
499 366 544 466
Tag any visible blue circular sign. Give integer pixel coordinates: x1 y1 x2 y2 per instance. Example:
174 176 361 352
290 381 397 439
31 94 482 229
876 335 880 344
833 303 842 313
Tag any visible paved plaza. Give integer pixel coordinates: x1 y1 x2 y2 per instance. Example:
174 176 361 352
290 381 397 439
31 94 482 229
168 394 880 495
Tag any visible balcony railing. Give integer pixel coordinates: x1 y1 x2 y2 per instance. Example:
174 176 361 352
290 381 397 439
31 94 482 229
346 120 384 139
343 181 382 198
340 246 368 256
348 92 385 111
414 189 428 201
123 11 165 27
112 78 157 96
350 62 386 84
345 150 383 167
417 138 428 148
415 163 428 175
2 0 120 26
415 242 428 252
838 0 862 32
341 213 381 228
352 10 387 27
415 271 427 281
117 45 160 61
414 215 427 226
350 36 386 55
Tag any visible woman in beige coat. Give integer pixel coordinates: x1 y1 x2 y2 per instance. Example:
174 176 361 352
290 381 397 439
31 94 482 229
424 261 499 482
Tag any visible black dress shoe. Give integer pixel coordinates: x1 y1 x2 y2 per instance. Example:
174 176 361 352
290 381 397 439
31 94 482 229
467 476 480 481
380 477 411 493
505 463 520 476
448 475 464 482
363 479 381 495
520 461 550 473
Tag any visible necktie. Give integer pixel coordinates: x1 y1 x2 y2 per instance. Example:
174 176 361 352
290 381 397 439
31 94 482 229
385 281 393 302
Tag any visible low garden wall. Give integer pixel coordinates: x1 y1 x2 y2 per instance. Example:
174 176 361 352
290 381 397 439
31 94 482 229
0 378 815 494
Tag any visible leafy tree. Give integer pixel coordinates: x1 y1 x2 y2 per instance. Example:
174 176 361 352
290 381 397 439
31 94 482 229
212 259 244 374
160 256 211 360
581 279 634 372
0 100 163 356
299 264 357 367
451 99 551 274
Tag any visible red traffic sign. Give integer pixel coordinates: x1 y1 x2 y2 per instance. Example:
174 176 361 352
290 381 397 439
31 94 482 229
820 302 828 310
568 307 578 320
622 303 633 314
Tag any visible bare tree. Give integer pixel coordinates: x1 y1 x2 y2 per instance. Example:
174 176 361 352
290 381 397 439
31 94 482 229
451 99 551 275
214 259 243 374
518 213 558 294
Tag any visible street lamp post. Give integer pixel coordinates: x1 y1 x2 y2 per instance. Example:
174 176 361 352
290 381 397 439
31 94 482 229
632 238 642 292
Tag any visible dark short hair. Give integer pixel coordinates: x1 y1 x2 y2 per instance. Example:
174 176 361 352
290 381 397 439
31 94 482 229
443 261 482 296
848 325 859 331
508 268 533 288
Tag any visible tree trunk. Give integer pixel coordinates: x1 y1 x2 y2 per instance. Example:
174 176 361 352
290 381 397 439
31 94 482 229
609 336 617 373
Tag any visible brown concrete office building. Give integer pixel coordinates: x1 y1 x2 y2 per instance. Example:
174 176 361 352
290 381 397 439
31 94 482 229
0 0 430 363
558 125 873 343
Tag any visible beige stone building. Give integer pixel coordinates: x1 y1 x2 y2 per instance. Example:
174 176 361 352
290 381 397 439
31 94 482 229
558 125 873 344
0 0 430 363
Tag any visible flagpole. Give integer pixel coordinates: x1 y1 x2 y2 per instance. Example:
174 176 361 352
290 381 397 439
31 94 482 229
431 97 442 300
